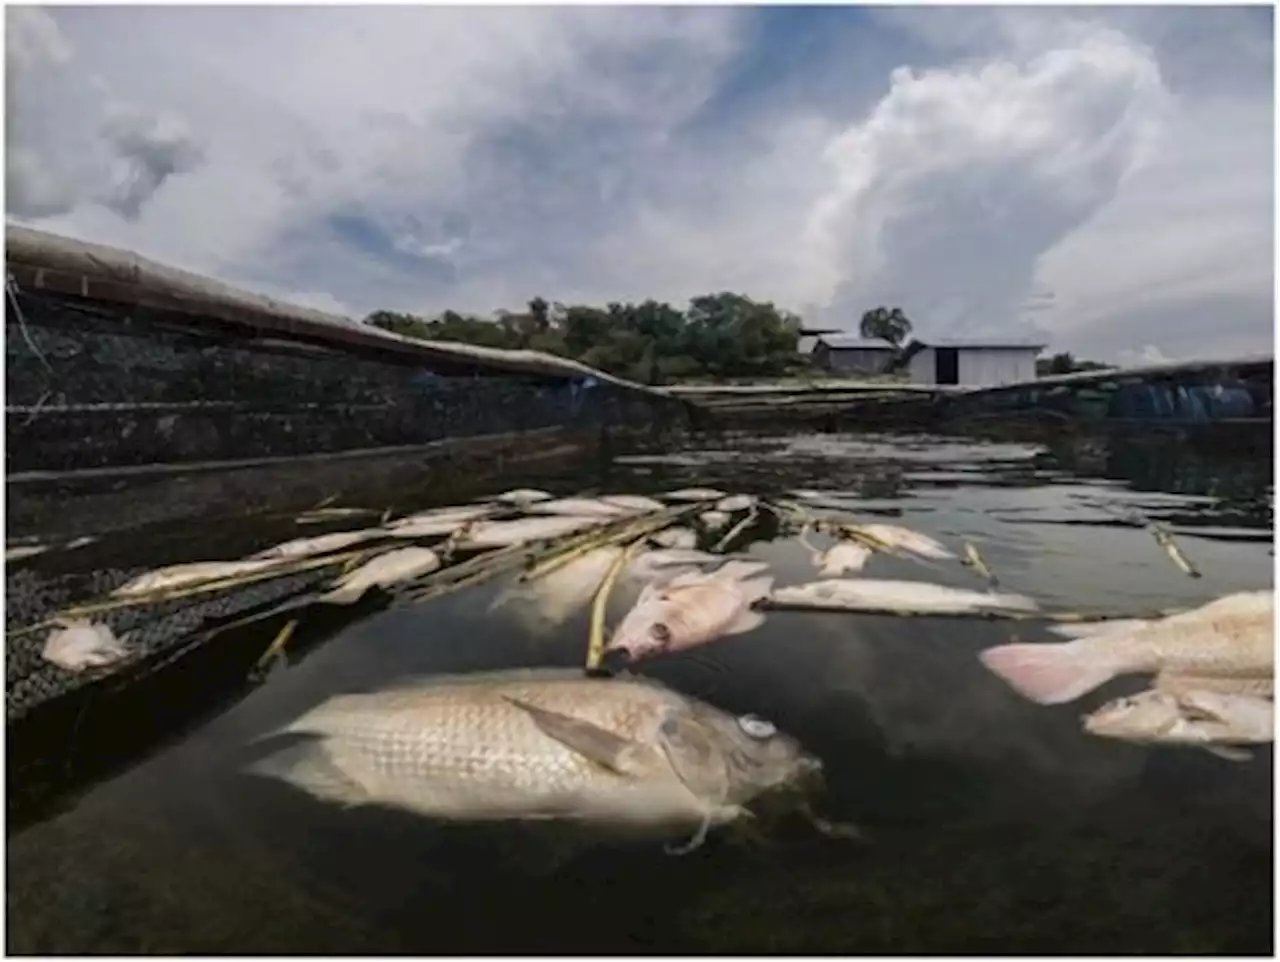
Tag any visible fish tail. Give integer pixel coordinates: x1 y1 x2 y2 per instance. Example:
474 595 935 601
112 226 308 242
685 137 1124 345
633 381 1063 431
978 640 1127 705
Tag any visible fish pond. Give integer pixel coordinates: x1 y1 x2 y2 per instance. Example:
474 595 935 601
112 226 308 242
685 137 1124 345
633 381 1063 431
6 428 1274 954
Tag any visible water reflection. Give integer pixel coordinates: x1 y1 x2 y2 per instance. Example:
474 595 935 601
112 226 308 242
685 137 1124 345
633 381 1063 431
7 430 1273 954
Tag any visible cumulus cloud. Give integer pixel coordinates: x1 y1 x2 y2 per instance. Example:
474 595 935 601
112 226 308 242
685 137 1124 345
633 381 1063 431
5 5 1271 362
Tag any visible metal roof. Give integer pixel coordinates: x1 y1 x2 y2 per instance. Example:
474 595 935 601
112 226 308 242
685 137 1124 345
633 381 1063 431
914 339 1047 350
815 334 898 350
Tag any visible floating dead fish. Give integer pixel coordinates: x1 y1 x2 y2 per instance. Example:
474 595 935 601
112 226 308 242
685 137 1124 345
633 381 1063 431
1154 671 1274 699
604 560 775 665
663 488 728 502
6 544 49 562
388 505 495 528
246 667 822 854
979 590 1274 706
846 523 955 560
42 619 131 672
650 527 698 550
492 546 624 632
384 516 479 539
768 579 1039 616
112 559 284 597
715 494 756 513
295 507 379 524
627 548 727 583
319 547 442 605
526 498 634 518
253 529 386 560
1082 688 1273 761
1045 619 1156 640
698 511 731 531
599 494 667 513
815 541 872 578
458 515 606 549
493 489 555 506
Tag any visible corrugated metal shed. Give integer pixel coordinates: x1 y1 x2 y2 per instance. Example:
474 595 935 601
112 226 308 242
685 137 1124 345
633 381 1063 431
900 337 1046 387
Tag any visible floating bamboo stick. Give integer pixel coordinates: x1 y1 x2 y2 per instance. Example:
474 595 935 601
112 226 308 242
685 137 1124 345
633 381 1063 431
756 599 1187 623
519 506 695 583
713 505 760 553
585 539 645 673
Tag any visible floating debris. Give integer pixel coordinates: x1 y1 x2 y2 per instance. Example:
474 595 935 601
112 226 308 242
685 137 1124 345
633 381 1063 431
6 544 49 563
599 494 667 513
979 590 1274 706
603 560 774 665
492 489 555 506
253 529 387 560
111 559 286 598
663 488 728 502
319 547 443 605
768 579 1039 616
246 667 822 855
1150 522 1202 579
962 541 998 587
42 619 132 672
295 507 380 524
1082 688 1273 761
526 498 634 518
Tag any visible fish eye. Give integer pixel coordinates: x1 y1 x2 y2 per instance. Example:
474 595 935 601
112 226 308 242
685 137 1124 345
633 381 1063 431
737 714 776 739
649 623 672 643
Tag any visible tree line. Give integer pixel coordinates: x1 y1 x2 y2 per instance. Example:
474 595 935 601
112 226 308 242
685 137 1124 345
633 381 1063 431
366 293 809 384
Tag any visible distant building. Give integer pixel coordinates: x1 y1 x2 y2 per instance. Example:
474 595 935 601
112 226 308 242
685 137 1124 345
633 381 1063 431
897 338 1046 387
810 334 898 375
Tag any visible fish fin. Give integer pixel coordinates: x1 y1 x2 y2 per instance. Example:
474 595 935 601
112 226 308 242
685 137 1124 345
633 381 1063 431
244 737 370 807
724 608 767 637
978 641 1125 705
1204 745 1254 763
664 814 714 856
502 696 645 776
656 715 731 803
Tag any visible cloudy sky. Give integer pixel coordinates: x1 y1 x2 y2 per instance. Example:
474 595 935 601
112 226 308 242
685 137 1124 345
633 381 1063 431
6 4 1273 362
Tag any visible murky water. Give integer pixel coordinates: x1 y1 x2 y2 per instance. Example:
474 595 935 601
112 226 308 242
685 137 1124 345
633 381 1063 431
7 430 1274 954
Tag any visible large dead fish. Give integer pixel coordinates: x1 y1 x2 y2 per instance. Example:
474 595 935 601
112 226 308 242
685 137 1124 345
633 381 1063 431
387 504 494 529
846 523 955 560
525 498 634 518
768 579 1038 615
319 547 442 605
603 560 775 665
979 590 1274 706
1083 688 1274 761
384 516 480 539
457 515 606 549
493 489 554 506
627 548 727 583
42 619 131 672
246 668 822 854
663 488 727 502
599 494 667 513
112 559 284 597
253 529 386 560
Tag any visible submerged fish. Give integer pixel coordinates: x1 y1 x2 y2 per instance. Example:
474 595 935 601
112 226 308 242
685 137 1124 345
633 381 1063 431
112 559 282 597
650 527 698 550
769 579 1039 615
698 510 731 531
1082 688 1273 761
526 498 634 518
253 529 385 560
458 515 605 549
319 547 442 605
814 541 872 578
715 494 757 513
493 489 555 506
979 590 1274 706
6 544 49 562
846 523 955 560
42 619 131 672
492 546 624 632
663 488 727 502
604 560 775 665
599 494 667 513
627 548 727 583
247 668 822 853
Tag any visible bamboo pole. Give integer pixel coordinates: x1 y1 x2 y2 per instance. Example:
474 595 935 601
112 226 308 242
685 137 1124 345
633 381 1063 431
585 539 645 673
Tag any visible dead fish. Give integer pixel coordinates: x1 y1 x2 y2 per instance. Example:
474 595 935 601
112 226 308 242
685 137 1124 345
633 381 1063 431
6 544 49 562
599 494 667 513
388 505 495 528
319 547 442 605
979 590 1274 706
458 515 605 549
663 488 728 502
650 527 698 550
699 510 731 531
1155 671 1274 699
846 523 955 560
247 667 822 854
715 494 757 513
112 559 283 597
769 579 1038 615
627 548 727 583
42 619 131 672
1150 522 1202 578
493 489 555 506
253 529 385 560
962 542 998 586
384 516 478 539
603 560 775 665
295 507 378 524
1082 688 1273 761
526 498 634 518
491 546 623 631
1046 619 1156 640
815 541 872 578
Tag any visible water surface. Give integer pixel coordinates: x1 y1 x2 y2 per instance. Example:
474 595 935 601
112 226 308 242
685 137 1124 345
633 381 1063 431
7 430 1273 954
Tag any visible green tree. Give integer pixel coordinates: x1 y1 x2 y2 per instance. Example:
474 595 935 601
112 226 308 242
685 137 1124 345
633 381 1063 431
859 306 913 349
